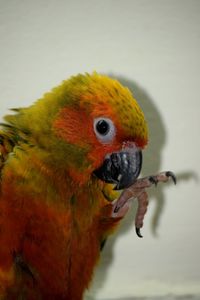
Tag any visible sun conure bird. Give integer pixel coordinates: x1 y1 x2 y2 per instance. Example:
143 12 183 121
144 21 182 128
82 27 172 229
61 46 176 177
0 72 151 299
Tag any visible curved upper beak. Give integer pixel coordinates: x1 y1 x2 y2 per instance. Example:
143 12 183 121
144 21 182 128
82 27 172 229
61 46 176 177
94 145 142 190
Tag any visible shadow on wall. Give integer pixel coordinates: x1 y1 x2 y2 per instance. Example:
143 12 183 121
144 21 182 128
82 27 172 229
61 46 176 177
115 76 196 235
86 75 196 300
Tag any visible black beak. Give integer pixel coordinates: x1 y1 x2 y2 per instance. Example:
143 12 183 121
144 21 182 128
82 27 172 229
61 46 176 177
94 147 142 190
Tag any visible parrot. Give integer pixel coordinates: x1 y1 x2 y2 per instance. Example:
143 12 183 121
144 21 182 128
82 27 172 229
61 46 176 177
0 72 175 299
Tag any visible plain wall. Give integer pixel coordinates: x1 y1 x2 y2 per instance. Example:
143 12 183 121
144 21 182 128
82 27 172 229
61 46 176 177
0 0 200 299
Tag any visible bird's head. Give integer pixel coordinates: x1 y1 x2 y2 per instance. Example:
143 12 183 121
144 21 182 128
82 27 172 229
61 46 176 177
52 73 148 189
4 72 148 189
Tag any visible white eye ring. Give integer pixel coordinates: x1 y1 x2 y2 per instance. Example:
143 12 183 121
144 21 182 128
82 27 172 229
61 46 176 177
93 117 116 144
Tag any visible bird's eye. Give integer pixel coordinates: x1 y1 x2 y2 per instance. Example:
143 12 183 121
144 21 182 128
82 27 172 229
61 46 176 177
93 117 116 143
96 120 110 135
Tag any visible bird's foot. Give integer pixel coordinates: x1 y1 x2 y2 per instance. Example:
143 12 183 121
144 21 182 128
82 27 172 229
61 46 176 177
111 171 176 237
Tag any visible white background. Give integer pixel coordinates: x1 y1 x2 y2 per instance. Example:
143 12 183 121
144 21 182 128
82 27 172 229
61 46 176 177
0 1 200 299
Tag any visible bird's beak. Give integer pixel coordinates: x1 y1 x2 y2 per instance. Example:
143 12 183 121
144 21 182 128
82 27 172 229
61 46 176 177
94 144 142 190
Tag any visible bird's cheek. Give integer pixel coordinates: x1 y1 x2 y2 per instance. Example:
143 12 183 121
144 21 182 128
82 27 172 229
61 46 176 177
53 107 93 148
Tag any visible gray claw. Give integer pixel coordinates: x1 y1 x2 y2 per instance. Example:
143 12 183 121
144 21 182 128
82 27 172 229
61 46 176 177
135 227 143 238
166 171 177 185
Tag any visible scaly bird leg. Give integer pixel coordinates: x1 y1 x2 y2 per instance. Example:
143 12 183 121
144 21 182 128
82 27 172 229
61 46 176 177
112 171 176 238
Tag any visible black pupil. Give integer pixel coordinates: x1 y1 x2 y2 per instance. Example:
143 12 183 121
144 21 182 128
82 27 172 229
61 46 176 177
96 120 109 135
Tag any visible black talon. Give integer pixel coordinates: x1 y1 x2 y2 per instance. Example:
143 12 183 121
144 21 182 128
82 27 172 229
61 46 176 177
114 205 120 213
149 176 158 186
166 171 177 185
136 227 143 238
